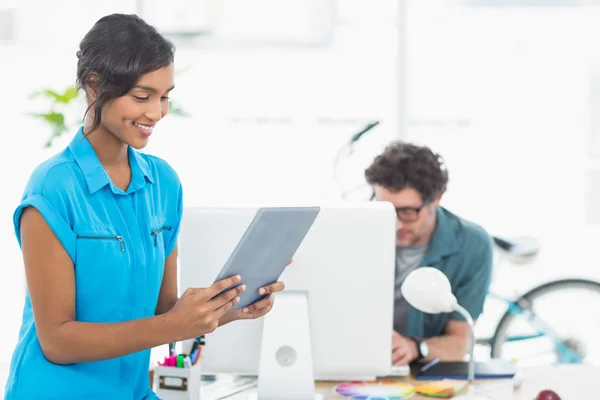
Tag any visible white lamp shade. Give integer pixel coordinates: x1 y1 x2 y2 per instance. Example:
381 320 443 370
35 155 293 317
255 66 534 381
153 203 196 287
400 267 458 314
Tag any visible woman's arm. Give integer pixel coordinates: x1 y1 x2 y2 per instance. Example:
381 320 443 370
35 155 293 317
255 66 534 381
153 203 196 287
20 207 242 365
155 245 179 316
20 207 179 364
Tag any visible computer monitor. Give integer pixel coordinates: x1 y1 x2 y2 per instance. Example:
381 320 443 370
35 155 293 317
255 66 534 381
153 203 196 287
178 203 396 399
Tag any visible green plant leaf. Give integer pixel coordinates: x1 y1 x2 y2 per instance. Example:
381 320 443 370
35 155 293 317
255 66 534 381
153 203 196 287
29 89 61 101
29 86 79 104
44 123 69 148
30 112 66 126
169 100 190 117
60 86 79 103
29 112 69 148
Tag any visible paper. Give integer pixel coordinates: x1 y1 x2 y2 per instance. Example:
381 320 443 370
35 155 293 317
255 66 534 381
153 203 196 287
415 379 467 398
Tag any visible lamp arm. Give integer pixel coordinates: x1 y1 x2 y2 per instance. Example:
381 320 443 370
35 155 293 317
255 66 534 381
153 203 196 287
453 304 475 389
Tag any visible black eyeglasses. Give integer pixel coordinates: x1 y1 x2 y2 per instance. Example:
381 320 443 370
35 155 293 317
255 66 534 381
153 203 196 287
394 206 424 222
369 191 425 222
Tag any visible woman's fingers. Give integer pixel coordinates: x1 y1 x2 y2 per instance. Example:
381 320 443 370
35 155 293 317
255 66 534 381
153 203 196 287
209 284 246 310
257 281 285 296
241 294 274 314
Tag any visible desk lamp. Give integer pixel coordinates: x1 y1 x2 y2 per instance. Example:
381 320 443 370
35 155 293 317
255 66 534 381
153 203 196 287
401 267 491 400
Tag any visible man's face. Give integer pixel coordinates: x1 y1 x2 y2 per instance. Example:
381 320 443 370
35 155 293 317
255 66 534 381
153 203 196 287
373 185 439 247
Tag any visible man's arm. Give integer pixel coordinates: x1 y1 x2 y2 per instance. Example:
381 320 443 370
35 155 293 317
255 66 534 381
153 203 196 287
420 320 470 361
393 321 469 365
421 234 492 362
394 231 493 365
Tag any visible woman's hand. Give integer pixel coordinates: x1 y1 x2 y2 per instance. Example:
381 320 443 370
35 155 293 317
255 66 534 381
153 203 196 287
166 275 247 341
220 281 286 324
220 259 292 325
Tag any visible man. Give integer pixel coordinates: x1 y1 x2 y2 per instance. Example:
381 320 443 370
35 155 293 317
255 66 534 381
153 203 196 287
364 141 493 366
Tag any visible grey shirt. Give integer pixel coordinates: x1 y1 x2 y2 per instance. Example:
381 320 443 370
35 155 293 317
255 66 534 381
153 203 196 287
393 243 428 336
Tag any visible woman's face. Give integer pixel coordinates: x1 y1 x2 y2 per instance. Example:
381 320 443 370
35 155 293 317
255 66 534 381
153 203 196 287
98 63 175 150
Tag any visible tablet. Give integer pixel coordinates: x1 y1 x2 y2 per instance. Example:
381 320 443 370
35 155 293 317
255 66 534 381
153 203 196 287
213 206 321 309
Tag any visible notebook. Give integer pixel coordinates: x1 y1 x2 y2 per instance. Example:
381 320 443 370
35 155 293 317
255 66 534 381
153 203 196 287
411 359 517 380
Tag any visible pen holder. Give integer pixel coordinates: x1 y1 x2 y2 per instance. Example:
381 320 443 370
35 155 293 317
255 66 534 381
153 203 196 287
154 362 202 400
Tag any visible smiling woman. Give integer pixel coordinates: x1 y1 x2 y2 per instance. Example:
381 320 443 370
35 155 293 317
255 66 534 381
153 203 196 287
4 13 287 400
76 14 175 151
84 65 175 156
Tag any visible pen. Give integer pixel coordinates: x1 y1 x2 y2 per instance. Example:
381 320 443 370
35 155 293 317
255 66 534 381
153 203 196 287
189 337 201 355
420 357 440 373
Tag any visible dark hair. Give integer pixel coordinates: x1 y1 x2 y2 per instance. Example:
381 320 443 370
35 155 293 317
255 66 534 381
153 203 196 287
76 14 175 133
364 141 449 204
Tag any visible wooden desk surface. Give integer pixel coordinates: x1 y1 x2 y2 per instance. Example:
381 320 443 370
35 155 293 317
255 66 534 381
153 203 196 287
226 365 600 399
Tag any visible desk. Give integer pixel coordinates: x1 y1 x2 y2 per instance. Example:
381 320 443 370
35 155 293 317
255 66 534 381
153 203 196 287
225 365 600 399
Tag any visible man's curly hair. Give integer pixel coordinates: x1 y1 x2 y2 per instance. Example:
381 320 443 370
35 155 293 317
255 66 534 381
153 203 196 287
365 141 448 204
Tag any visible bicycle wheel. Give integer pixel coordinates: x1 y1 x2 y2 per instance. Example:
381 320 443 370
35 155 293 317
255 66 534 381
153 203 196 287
490 279 600 366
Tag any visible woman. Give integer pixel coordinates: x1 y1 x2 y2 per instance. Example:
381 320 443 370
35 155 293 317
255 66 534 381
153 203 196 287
5 14 285 399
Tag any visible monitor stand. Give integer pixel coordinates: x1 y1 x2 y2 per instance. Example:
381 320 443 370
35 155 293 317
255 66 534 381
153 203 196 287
254 291 320 400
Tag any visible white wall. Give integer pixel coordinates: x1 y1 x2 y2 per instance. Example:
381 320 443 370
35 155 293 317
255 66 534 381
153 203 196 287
405 4 600 341
0 0 400 365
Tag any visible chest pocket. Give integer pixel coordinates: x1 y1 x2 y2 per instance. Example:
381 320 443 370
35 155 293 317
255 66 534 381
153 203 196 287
74 224 130 322
147 215 170 313
150 216 171 254
149 215 171 262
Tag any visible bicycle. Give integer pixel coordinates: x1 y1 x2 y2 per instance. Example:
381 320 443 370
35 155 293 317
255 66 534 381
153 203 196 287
477 236 600 366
